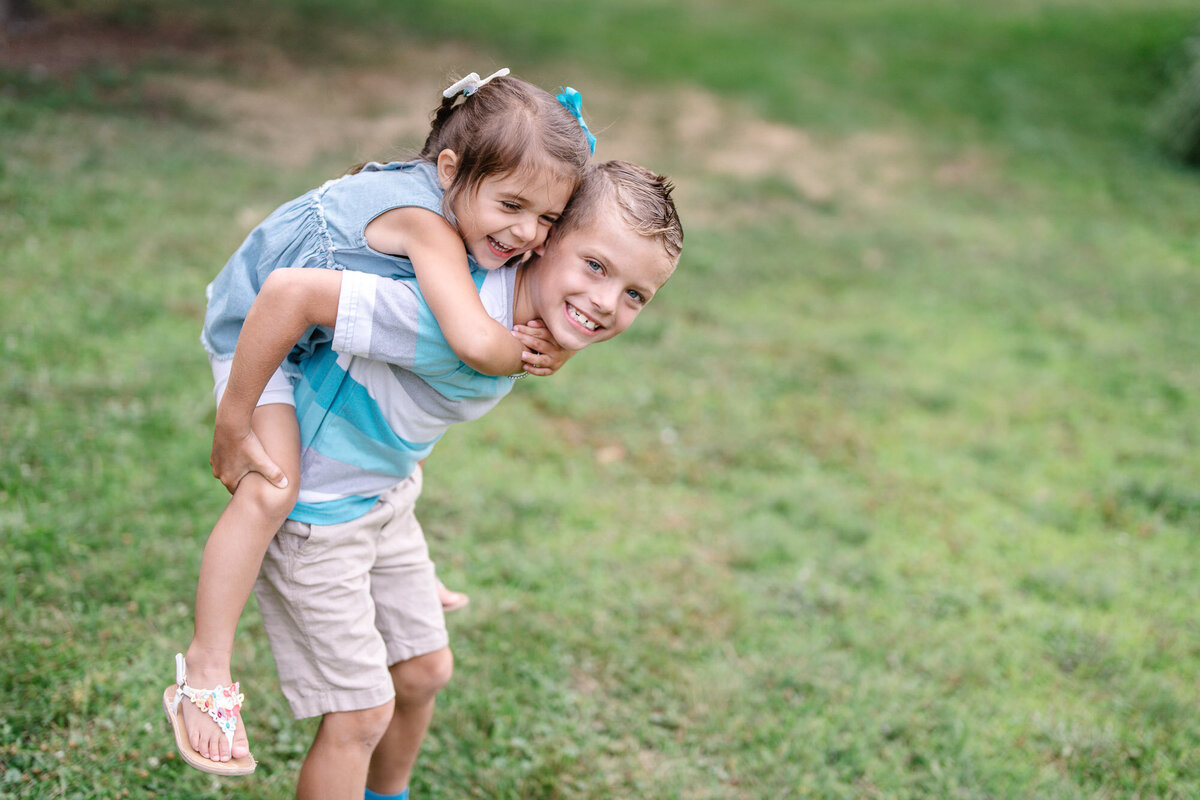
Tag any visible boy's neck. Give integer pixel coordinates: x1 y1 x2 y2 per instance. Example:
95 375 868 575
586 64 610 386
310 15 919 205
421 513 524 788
510 259 536 327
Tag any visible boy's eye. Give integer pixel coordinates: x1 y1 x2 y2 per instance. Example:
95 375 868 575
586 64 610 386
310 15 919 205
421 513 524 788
539 215 559 226
626 289 646 303
501 201 521 211
586 259 603 273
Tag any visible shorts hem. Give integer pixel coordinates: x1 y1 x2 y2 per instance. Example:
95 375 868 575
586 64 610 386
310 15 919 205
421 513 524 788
286 682 397 720
386 633 450 667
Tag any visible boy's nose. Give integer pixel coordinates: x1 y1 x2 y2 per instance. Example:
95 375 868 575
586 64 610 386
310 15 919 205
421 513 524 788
590 286 620 317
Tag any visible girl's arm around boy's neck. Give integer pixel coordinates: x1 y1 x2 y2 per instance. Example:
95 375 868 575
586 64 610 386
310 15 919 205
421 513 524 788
368 206 526 377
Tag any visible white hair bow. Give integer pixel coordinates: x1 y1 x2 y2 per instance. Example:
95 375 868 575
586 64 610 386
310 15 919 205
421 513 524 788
443 68 511 98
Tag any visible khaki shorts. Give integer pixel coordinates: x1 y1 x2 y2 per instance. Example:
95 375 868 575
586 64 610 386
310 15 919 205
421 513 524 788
253 469 448 719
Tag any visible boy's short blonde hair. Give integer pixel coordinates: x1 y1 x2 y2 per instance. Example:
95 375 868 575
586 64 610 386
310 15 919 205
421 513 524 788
557 160 683 264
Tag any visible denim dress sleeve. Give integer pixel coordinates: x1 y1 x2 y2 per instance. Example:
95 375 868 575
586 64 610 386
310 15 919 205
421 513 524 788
200 160 478 366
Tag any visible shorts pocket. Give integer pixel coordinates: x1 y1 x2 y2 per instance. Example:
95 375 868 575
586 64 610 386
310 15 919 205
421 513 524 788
277 518 314 560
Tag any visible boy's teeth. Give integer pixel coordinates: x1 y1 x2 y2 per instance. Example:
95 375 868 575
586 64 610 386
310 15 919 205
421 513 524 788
568 305 598 330
490 237 512 252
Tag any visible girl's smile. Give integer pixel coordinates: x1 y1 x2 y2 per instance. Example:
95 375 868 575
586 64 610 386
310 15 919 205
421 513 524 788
439 153 575 270
487 236 515 259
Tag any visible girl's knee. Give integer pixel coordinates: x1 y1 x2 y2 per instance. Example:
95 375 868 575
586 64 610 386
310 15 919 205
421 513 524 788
239 473 300 523
391 647 453 702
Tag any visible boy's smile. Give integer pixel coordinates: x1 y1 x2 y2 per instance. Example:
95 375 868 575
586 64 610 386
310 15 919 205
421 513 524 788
517 203 676 351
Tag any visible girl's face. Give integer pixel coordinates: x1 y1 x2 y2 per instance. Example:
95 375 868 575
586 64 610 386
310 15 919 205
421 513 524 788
438 151 574 269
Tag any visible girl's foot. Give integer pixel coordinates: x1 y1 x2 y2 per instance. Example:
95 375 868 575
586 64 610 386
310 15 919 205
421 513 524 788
178 653 251 764
437 580 469 613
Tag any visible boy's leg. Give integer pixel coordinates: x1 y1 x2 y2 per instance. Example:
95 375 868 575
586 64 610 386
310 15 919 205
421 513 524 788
366 647 454 795
181 402 300 763
255 494 407 796
362 471 453 794
296 702 396 800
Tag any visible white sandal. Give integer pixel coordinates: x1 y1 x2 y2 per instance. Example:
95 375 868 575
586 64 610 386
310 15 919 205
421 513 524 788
162 653 257 775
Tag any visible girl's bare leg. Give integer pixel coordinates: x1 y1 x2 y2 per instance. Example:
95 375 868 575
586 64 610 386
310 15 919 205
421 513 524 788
180 403 300 763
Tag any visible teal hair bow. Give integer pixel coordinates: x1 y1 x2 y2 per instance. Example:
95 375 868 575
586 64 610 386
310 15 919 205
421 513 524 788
557 87 596 155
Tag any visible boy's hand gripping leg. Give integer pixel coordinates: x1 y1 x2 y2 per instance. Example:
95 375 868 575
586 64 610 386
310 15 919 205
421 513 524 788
211 416 289 495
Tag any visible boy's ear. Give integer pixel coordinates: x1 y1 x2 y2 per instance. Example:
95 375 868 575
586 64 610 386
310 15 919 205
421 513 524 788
436 149 459 190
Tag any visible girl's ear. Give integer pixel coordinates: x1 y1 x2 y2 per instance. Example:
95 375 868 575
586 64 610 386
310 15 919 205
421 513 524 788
436 149 459 190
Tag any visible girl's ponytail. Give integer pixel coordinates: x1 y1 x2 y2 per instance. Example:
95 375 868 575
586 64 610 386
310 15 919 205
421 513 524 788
420 94 460 160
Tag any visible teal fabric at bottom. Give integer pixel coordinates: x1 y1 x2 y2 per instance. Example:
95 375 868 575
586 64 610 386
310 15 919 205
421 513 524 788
365 788 408 800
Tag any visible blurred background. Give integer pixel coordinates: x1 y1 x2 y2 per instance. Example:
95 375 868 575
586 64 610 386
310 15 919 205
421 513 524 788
2 1 1199 797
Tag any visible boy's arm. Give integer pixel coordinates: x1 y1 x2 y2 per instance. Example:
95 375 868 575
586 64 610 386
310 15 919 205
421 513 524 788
210 269 342 492
367 207 529 376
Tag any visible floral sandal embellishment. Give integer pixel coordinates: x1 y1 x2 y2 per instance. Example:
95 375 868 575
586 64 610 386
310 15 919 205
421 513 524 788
179 679 244 747
162 652 256 775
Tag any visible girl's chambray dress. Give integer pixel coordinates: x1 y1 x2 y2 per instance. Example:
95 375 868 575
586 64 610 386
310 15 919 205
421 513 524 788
201 160 481 370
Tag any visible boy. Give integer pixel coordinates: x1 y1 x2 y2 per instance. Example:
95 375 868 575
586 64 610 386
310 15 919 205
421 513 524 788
171 161 682 798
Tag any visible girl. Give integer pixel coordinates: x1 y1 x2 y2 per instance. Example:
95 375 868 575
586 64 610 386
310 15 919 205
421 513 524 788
165 69 595 775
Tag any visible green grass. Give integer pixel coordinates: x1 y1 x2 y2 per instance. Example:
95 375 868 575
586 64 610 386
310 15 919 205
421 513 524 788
4 1 1200 797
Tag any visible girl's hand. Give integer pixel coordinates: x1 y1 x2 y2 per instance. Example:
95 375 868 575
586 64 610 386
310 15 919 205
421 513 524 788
513 319 574 376
210 424 288 495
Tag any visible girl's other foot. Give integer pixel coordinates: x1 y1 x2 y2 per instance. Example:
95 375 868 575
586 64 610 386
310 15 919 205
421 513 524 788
437 580 469 612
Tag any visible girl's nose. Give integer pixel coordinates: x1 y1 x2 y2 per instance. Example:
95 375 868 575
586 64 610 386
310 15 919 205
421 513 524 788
513 214 538 245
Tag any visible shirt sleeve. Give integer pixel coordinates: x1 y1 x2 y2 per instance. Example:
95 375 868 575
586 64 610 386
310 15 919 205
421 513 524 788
331 270 421 368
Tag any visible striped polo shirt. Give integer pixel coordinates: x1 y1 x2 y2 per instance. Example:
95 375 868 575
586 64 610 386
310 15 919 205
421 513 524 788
289 267 517 525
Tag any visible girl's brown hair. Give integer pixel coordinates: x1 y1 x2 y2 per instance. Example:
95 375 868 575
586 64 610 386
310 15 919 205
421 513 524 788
419 75 592 222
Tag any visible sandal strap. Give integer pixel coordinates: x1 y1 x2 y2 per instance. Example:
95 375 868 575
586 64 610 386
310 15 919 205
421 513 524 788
172 652 245 748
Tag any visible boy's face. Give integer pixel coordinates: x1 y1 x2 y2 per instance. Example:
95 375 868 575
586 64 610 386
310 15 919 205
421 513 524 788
526 203 676 351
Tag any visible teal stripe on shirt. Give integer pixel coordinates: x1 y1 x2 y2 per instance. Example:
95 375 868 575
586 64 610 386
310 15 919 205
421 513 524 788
290 494 380 526
410 271 510 402
294 348 438 475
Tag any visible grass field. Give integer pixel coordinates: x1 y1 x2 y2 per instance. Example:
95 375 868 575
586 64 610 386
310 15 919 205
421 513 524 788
3 1 1200 797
